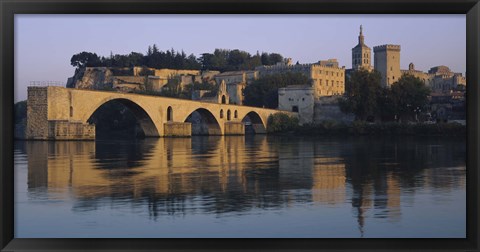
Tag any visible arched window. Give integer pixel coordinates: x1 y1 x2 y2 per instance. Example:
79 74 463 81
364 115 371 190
70 106 73 117
221 95 226 104
167 106 173 121
227 110 231 121
220 109 224 118
234 110 238 118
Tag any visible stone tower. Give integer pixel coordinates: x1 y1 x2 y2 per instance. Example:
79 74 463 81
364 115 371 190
352 25 372 70
373 44 401 88
217 80 229 104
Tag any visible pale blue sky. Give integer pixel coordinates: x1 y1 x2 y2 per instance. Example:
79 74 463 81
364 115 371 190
14 14 466 102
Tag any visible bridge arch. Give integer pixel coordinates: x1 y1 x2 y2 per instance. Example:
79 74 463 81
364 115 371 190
183 108 222 135
242 111 267 134
85 98 160 137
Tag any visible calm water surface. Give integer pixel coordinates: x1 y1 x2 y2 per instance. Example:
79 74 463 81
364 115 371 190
14 136 466 238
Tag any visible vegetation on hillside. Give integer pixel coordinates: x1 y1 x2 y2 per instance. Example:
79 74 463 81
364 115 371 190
70 46 284 71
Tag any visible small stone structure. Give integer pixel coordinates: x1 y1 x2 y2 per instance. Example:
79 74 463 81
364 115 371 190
278 85 315 125
26 87 95 140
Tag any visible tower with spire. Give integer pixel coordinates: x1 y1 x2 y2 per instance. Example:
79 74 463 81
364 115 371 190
352 25 372 70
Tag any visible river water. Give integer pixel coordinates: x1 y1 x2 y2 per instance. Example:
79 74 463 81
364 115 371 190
14 135 466 238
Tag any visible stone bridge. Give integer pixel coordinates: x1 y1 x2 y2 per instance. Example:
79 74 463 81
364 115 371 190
26 86 297 140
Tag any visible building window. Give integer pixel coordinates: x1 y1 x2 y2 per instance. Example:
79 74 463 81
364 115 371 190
234 110 238 118
220 109 224 118
292 106 299 112
167 106 173 122
227 110 231 121
70 106 73 117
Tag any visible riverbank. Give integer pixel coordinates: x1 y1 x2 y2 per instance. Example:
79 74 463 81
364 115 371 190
281 121 466 136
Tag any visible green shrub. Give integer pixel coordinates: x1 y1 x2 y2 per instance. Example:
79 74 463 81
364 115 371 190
267 113 299 133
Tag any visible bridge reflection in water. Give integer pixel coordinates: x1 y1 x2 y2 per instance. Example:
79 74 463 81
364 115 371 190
17 136 466 237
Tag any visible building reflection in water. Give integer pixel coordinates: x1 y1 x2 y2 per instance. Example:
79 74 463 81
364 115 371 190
23 136 466 232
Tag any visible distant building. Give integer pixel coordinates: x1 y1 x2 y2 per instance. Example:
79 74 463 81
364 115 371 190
428 91 466 121
192 80 230 104
373 44 401 88
427 66 466 92
401 63 466 93
400 62 431 84
352 25 373 71
214 70 258 85
278 85 315 124
212 70 257 105
226 82 246 105
256 58 346 99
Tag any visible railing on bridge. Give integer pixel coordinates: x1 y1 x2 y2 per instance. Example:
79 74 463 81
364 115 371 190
29 81 66 87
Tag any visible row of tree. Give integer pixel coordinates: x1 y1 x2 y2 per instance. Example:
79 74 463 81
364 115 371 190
339 70 431 122
70 45 284 71
199 49 283 72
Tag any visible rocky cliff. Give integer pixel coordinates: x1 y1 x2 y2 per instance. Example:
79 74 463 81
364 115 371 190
67 67 115 90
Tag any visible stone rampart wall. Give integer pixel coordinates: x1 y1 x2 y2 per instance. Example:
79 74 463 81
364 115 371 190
26 87 49 139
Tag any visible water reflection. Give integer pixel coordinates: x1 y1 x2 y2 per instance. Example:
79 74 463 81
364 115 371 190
15 136 466 237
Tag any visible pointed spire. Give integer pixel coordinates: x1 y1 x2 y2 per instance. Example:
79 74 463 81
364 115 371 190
358 24 365 45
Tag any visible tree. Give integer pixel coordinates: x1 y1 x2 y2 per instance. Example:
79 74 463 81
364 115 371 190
261 52 283 65
152 44 159 54
267 113 299 133
70 47 283 71
147 46 153 56
14 100 27 125
339 69 383 121
70 52 100 68
243 72 310 109
390 74 430 121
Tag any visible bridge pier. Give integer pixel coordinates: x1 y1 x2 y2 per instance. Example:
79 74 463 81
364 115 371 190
164 122 192 137
224 122 245 135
